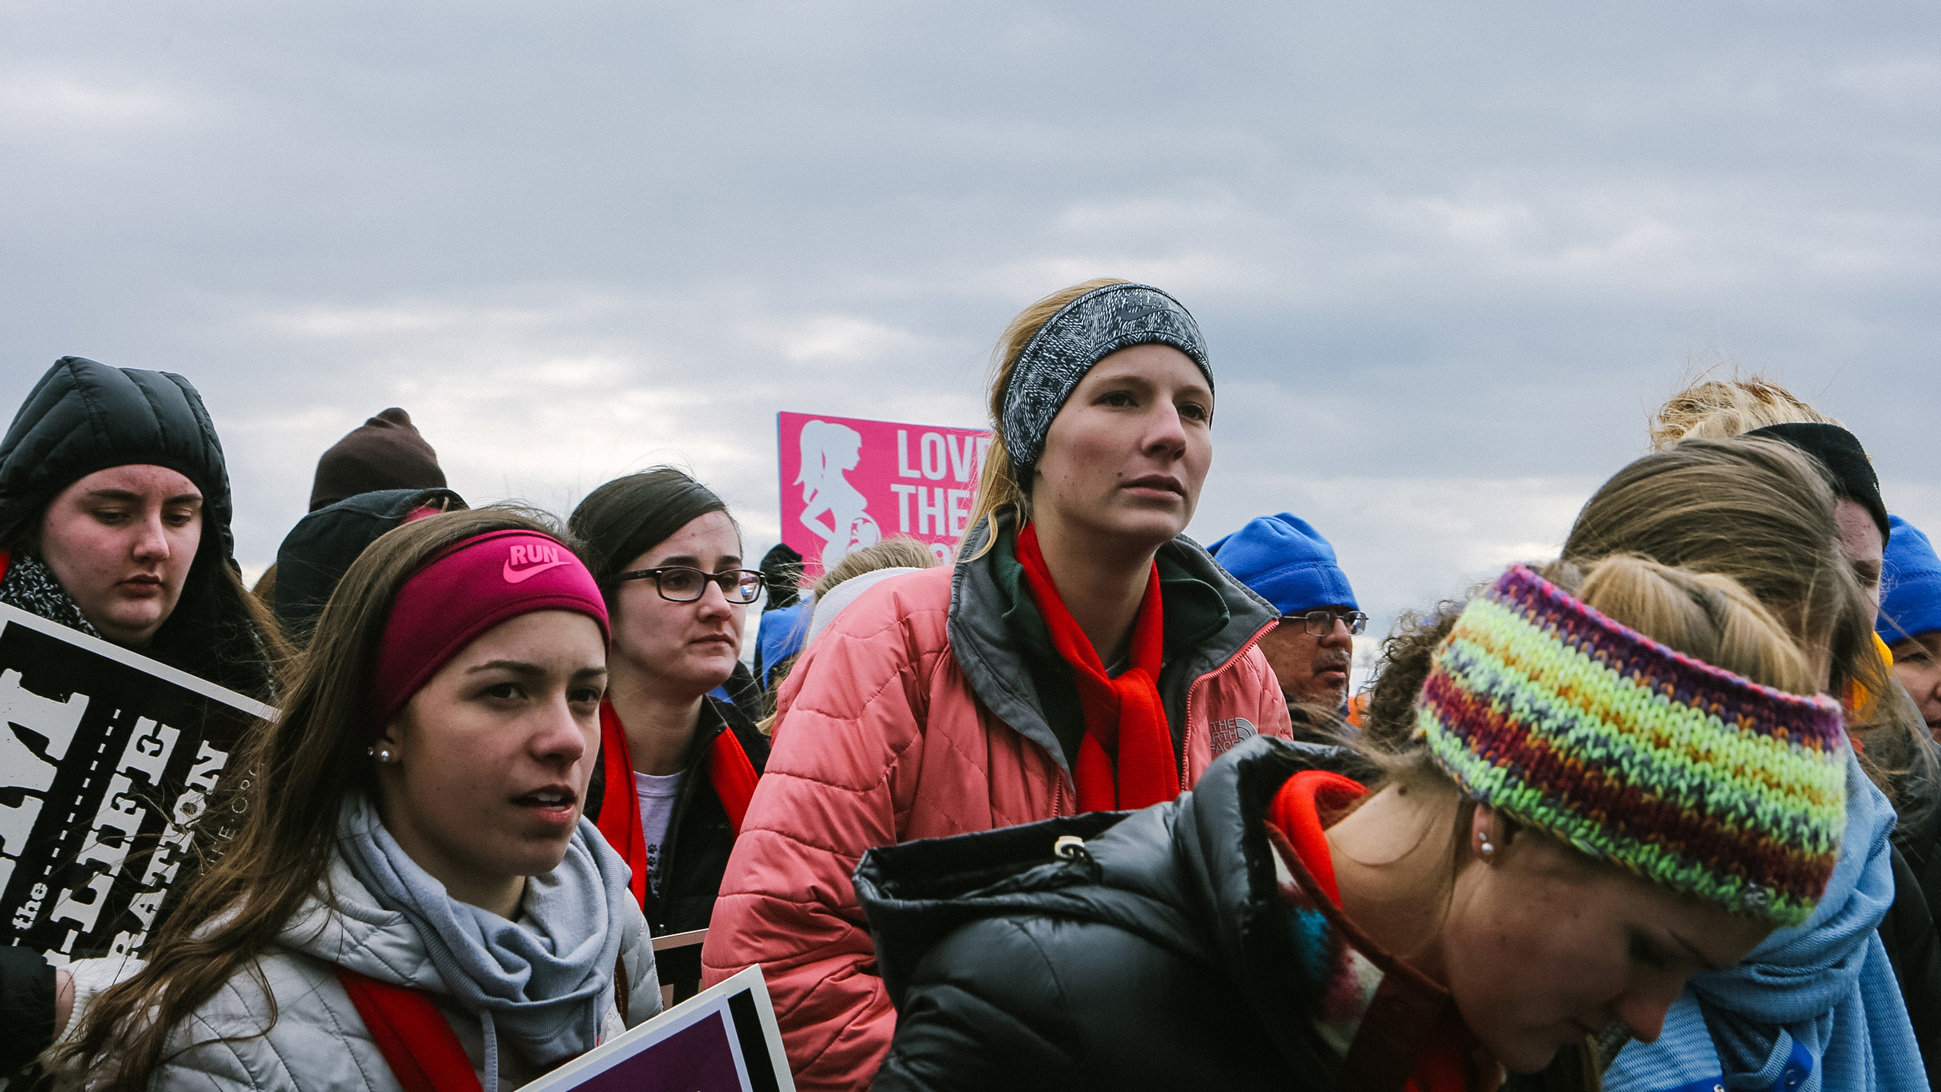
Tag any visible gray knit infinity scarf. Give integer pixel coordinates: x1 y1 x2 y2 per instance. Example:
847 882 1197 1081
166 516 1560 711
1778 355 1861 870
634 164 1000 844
339 796 636 1091
0 550 101 637
1000 282 1213 473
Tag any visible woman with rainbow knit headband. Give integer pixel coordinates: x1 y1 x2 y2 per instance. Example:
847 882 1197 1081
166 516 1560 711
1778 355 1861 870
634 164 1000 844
55 508 659 1092
701 279 1293 1091
854 556 1845 1091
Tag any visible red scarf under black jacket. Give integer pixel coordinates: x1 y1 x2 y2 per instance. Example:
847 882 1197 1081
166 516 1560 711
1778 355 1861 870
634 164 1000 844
593 700 760 908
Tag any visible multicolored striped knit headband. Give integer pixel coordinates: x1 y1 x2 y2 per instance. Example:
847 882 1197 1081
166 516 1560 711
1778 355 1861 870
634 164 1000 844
1417 564 1848 927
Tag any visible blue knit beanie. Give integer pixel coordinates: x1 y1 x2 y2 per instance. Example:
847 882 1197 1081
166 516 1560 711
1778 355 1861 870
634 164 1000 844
1879 514 1941 643
1207 513 1357 616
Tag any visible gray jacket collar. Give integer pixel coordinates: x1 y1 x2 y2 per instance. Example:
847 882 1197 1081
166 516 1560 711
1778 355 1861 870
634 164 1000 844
282 855 451 991
945 511 1278 776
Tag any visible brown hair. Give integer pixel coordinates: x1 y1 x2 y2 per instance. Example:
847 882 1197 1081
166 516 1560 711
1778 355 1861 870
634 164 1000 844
56 505 568 1091
568 467 733 605
961 278 1131 558
1561 438 1932 806
1358 593 1473 754
1575 557 1820 694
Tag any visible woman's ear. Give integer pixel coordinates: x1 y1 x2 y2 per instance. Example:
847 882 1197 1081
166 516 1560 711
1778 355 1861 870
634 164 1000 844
370 719 406 765
1470 804 1511 864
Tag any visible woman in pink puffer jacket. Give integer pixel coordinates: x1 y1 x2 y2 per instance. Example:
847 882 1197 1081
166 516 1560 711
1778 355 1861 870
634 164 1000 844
701 279 1294 1091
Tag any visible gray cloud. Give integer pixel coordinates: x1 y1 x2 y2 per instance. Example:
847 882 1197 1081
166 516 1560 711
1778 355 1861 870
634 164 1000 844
4 0 1939 654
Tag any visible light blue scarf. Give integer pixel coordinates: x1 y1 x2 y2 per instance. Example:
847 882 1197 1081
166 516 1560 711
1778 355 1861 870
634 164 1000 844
339 797 635 1091
1605 751 1929 1092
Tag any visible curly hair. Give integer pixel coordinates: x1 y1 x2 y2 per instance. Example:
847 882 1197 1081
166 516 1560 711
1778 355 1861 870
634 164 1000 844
1357 591 1476 754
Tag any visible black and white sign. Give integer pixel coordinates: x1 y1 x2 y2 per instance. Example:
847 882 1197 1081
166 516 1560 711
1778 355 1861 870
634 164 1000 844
0 603 275 965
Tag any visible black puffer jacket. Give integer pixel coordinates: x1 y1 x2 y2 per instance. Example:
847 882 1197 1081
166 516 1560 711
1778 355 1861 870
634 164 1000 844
0 359 265 1079
1886 715 1941 1089
856 737 1589 1091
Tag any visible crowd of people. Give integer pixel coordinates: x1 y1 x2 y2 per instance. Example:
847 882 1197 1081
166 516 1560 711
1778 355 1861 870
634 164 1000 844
0 278 1937 1091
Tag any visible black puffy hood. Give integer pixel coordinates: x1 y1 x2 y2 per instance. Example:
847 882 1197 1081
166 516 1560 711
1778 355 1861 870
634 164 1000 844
857 737 1378 1064
0 357 235 557
273 486 466 646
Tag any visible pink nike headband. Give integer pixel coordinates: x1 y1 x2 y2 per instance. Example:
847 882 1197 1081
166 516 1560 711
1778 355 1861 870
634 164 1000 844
370 529 610 729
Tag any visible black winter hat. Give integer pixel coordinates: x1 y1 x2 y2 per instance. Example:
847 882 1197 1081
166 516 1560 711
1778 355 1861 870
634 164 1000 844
0 356 236 558
760 542 804 611
1745 422 1891 543
309 407 446 512
274 486 466 646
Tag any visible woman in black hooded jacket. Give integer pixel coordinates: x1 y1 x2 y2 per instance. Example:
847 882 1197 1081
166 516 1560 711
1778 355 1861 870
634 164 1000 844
856 557 1860 1091
0 356 284 1076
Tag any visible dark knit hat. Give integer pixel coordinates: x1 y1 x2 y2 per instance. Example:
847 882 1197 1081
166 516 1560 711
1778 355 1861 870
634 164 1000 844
308 407 446 512
1745 423 1890 543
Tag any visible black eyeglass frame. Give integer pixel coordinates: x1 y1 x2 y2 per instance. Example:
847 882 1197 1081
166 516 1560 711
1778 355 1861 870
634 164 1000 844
612 566 766 605
1280 609 1368 636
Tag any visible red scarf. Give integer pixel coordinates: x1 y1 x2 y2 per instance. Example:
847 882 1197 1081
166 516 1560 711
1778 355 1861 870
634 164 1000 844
1265 771 1492 1092
593 699 760 907
337 968 481 1092
1014 523 1178 812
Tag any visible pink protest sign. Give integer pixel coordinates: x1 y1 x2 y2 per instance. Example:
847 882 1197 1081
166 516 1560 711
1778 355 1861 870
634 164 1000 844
778 411 994 581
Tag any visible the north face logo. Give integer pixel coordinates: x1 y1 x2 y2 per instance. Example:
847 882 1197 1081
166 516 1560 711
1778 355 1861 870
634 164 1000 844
1209 717 1257 757
502 542 570 583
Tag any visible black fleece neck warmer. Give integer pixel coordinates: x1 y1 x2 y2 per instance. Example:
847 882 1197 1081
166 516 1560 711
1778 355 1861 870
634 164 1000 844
1746 422 1890 543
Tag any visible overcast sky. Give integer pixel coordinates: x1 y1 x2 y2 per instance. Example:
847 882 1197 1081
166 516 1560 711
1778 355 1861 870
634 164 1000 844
5 1 1939 664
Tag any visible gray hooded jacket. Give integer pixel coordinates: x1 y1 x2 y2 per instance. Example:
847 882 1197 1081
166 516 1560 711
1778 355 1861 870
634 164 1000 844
138 855 658 1092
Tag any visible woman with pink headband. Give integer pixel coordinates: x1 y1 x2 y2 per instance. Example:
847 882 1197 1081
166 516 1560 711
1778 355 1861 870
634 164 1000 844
57 508 659 1092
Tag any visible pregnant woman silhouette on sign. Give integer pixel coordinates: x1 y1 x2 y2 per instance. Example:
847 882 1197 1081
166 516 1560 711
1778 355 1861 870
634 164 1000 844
797 419 880 572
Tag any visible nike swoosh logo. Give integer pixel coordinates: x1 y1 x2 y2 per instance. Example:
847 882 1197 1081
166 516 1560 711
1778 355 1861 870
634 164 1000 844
502 559 571 583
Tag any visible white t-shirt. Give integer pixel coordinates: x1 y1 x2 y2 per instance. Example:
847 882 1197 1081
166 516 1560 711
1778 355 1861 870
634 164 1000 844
632 770 683 897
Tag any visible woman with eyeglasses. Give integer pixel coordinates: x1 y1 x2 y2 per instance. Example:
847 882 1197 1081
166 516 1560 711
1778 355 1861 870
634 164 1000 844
701 280 1294 1092
567 468 770 944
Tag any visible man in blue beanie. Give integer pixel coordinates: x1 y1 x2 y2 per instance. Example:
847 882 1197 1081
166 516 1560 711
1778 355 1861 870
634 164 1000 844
1881 513 1941 736
1208 513 1365 720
